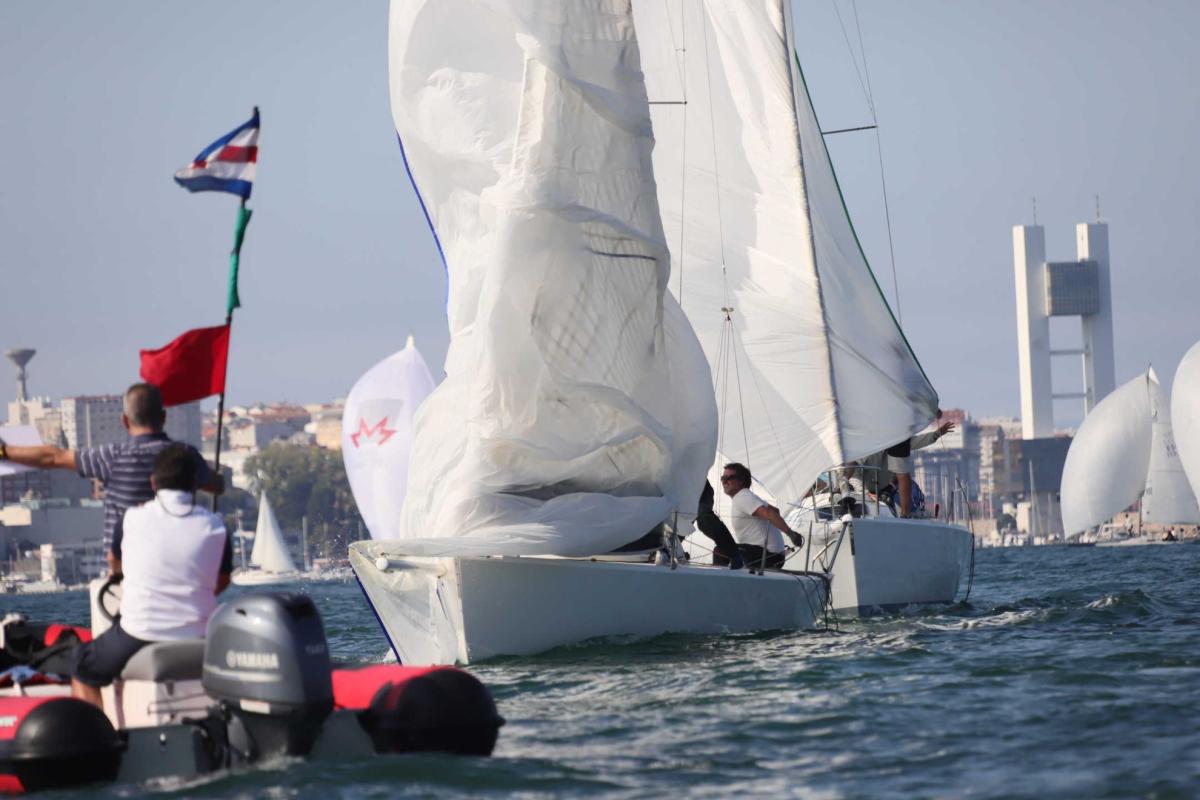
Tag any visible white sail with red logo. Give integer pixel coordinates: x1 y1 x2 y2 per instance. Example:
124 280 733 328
342 336 437 540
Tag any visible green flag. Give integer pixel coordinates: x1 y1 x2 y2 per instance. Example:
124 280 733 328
228 205 252 314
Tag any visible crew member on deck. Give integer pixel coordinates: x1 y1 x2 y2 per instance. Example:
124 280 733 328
720 462 801 570
862 413 956 517
696 480 744 569
0 383 223 574
70 445 232 709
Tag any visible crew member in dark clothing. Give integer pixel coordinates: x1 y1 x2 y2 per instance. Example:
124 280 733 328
696 480 744 569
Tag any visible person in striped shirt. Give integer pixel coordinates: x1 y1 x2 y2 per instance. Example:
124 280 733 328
0 383 223 574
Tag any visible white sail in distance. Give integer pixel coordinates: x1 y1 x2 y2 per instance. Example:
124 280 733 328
387 0 717 556
1171 340 1200 503
1060 371 1154 536
342 335 437 540
1142 369 1200 524
633 1 938 505
249 492 297 574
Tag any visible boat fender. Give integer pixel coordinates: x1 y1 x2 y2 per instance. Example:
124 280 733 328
335 665 504 756
0 696 123 794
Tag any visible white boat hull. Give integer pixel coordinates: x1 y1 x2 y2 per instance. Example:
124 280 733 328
784 518 974 616
349 545 829 665
231 569 300 586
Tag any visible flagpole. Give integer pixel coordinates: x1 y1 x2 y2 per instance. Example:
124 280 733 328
211 195 248 512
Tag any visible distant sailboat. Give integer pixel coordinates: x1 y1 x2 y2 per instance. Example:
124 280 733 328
232 493 299 585
1172 340 1200 502
1061 368 1199 542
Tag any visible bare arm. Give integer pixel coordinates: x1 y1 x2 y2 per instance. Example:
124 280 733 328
108 555 122 578
216 572 231 595
752 504 802 545
1 444 76 471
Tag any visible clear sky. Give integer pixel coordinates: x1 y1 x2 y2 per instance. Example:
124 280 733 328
3 1 1197 428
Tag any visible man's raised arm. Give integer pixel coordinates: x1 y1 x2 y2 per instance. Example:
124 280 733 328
0 440 77 471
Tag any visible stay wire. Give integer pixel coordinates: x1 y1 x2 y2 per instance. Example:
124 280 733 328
851 0 903 324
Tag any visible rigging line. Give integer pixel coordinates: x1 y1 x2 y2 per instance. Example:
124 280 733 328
847 0 904 324
671 0 689 306
850 0 876 111
830 0 873 116
727 313 751 468
728 320 803 502
698 1 731 309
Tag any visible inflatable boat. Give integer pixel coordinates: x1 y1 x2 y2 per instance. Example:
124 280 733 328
0 588 502 793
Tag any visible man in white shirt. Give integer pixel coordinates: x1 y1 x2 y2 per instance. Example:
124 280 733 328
720 462 802 570
70 444 232 709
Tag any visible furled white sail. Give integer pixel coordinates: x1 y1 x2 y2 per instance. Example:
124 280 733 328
249 493 297 574
342 336 437 540
387 0 716 557
632 1 938 505
1142 369 1200 524
1172 340 1200 502
1060 371 1154 535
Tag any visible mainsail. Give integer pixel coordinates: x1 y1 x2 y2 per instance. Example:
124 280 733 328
633 1 938 505
1142 370 1200 524
342 335 437 540
249 492 297 574
388 0 716 556
1172 340 1200 503
1060 371 1154 535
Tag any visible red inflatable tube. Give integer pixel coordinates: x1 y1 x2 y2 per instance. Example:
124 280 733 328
0 696 122 793
332 664 504 756
331 664 441 710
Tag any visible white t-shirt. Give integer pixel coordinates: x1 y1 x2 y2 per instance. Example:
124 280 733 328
119 490 230 641
730 488 785 553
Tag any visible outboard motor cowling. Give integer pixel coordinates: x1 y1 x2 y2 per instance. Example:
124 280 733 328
202 593 333 759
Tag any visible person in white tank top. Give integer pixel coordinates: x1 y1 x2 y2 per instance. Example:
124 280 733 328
70 445 231 709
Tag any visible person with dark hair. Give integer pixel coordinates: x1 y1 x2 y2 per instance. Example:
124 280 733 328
720 462 802 570
696 480 743 569
0 382 223 573
69 444 232 709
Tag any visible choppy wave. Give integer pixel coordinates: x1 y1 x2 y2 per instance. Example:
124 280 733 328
5 546 1199 798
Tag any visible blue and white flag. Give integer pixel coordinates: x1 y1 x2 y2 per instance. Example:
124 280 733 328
173 108 259 199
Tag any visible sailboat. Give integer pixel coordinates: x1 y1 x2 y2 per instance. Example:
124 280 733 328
1172 340 1200 505
350 0 831 665
232 492 300 585
635 1 973 614
1061 368 1200 545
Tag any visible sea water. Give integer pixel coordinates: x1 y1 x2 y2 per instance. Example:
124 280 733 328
3 545 1198 798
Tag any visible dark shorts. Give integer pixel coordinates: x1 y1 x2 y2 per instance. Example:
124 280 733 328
71 621 150 688
738 544 785 570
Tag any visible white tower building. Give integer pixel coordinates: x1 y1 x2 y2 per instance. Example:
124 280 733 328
1012 223 1116 438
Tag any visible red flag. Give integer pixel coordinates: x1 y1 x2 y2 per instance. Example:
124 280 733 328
139 324 231 407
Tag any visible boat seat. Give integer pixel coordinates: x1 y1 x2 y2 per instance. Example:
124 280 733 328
121 640 205 682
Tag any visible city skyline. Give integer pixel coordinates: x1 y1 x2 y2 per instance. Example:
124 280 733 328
3 1 1198 428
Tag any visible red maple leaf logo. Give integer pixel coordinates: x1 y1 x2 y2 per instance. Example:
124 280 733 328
350 417 396 448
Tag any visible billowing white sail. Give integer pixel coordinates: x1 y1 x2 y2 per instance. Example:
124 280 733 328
632 1 938 504
388 0 716 556
1060 371 1154 535
1142 370 1200 524
1172 340 1200 502
249 493 297 574
342 336 437 540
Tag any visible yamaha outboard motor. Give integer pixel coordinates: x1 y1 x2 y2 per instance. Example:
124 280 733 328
202 593 333 760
